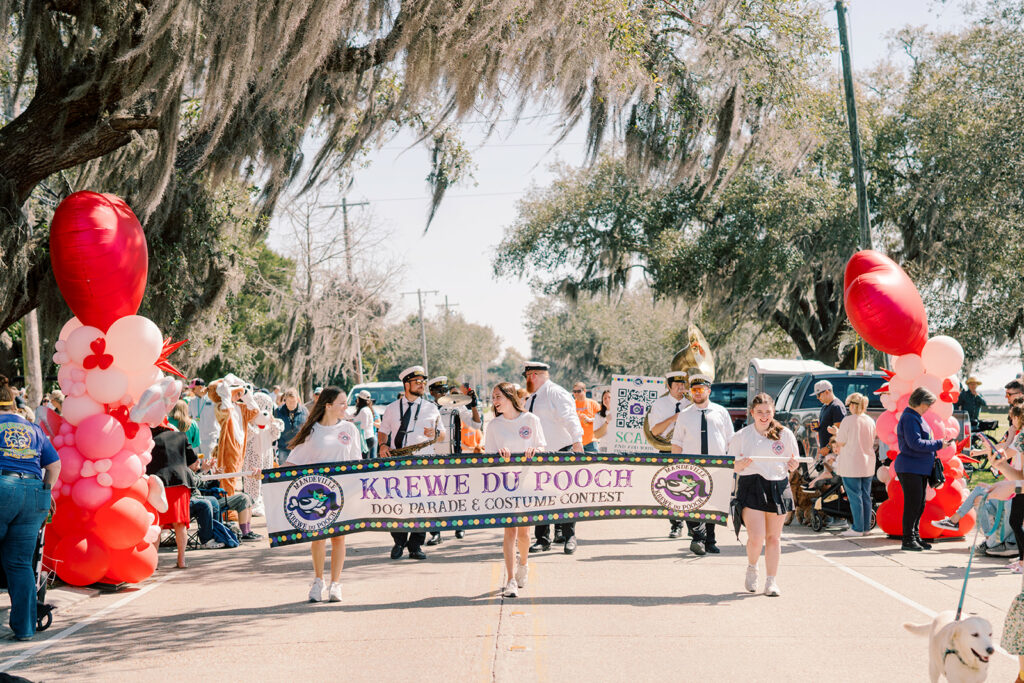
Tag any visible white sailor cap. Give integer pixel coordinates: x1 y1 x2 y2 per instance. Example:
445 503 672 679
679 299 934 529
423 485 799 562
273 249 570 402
399 365 427 382
689 373 712 387
522 361 550 376
427 376 448 389
665 370 688 383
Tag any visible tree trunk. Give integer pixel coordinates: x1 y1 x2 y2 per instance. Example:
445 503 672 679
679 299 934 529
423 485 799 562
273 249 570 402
21 310 42 407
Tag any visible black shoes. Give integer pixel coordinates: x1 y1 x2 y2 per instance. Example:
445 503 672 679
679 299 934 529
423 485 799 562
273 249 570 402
390 544 404 559
426 533 443 546
553 533 565 544
455 530 465 539
409 549 427 560
901 540 924 551
668 527 681 539
705 542 720 554
916 537 933 550
564 537 577 554
690 540 706 556
529 541 550 553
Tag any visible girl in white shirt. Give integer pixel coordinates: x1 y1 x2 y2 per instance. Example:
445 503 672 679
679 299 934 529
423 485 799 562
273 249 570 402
486 382 545 598
731 392 799 597
285 387 361 603
592 390 613 453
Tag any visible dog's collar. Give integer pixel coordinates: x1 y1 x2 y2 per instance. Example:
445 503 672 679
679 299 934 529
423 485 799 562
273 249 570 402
943 647 977 668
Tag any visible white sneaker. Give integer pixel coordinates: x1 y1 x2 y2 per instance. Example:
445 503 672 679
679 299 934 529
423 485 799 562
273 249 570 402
515 564 529 588
503 579 519 598
308 577 325 602
201 539 225 549
251 501 266 518
327 582 342 602
744 565 758 593
764 576 781 597
839 529 862 538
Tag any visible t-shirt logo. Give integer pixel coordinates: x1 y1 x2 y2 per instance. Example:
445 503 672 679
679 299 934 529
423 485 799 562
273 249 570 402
0 423 34 460
771 441 784 455
339 433 351 445
518 426 532 439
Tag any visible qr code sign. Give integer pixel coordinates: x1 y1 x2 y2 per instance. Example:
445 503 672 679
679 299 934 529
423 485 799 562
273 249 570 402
615 387 659 429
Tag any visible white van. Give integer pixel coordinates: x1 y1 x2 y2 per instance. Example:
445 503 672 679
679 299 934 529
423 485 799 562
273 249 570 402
746 358 836 405
346 381 403 418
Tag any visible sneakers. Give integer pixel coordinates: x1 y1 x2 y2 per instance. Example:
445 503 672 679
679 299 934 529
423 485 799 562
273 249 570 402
764 576 781 597
201 539 225 549
240 531 263 541
503 579 519 598
933 517 960 531
744 565 758 593
985 542 1019 557
515 564 529 588
1009 560 1024 574
839 529 862 538
308 577 325 602
328 582 342 602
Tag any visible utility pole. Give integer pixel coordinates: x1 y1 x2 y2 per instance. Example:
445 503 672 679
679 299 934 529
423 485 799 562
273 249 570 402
325 194 369 383
436 296 459 322
835 0 873 250
402 289 438 374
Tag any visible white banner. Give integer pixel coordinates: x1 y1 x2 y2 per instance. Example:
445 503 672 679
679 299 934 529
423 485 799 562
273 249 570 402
610 375 666 453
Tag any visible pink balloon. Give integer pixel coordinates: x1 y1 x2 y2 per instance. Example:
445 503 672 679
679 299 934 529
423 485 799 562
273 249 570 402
108 450 144 488
929 400 953 420
945 415 961 439
875 410 898 446
124 423 153 454
93 497 150 550
888 377 911 398
61 394 104 426
59 317 83 342
937 444 956 462
921 335 965 378
85 367 129 405
76 414 126 460
843 250 929 355
916 374 943 396
892 354 925 381
896 392 911 413
923 411 947 442
105 316 163 373
880 393 896 412
65 326 104 365
56 446 85 483
71 476 113 510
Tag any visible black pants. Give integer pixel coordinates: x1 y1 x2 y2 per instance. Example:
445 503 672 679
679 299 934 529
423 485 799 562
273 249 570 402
391 531 426 552
898 471 928 541
1010 496 1024 561
685 520 716 544
535 444 576 544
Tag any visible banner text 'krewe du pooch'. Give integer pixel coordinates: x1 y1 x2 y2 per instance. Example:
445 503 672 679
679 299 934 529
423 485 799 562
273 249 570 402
262 452 735 547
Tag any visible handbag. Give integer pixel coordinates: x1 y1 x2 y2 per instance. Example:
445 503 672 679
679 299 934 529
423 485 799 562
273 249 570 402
928 457 945 489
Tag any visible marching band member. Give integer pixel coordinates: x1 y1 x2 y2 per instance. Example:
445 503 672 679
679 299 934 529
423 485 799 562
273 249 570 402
731 393 799 597
378 366 444 560
487 381 545 597
647 370 692 538
523 361 584 555
426 376 481 545
670 373 734 555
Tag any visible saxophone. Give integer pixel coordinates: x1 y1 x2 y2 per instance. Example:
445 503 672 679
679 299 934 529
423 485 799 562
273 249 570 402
390 415 442 457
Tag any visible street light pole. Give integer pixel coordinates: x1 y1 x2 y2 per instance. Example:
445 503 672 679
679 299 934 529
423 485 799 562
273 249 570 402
836 0 873 251
402 288 439 375
325 195 369 383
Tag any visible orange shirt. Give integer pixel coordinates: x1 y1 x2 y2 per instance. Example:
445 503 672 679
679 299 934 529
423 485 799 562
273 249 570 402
575 397 600 445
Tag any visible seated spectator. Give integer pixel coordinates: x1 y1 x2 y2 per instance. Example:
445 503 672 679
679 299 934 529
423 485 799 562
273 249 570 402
169 399 201 454
934 482 1018 556
190 460 262 542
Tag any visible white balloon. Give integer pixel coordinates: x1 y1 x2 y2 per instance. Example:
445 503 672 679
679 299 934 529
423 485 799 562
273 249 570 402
127 367 163 403
85 367 129 405
65 326 104 366
921 335 965 378
58 317 83 342
61 394 104 426
105 316 163 372
917 374 944 396
892 354 925 381
888 377 911 398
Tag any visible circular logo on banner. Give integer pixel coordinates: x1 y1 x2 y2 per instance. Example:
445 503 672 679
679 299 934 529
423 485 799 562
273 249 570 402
284 475 344 531
651 464 713 513
518 426 532 439
771 440 785 456
339 432 351 445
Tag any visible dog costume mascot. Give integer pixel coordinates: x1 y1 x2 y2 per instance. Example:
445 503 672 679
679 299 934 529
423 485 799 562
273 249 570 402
243 391 283 517
209 374 258 518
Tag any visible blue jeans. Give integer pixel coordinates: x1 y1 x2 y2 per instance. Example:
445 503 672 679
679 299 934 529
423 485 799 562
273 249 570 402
190 496 219 544
583 442 598 453
842 476 873 533
0 476 51 638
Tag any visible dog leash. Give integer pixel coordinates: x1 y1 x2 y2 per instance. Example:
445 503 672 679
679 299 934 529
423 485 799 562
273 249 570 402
955 502 987 621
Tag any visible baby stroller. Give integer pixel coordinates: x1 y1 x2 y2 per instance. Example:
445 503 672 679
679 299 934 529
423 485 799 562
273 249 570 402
806 477 877 532
0 521 56 633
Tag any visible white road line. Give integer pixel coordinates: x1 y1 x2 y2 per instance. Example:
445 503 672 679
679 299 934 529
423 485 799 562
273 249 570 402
788 538 1015 661
0 572 178 673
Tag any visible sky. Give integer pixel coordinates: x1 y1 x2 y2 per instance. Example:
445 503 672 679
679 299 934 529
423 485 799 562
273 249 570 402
267 1 1023 392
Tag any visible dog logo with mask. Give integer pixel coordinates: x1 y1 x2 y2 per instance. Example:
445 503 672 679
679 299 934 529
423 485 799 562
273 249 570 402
651 464 713 513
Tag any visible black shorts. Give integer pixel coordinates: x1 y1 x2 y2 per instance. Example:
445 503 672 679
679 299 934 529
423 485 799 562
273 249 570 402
736 474 793 516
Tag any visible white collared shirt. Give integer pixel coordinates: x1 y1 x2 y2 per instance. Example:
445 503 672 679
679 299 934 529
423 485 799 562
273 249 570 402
729 424 799 481
379 395 442 451
647 393 693 435
525 380 583 451
670 402 734 455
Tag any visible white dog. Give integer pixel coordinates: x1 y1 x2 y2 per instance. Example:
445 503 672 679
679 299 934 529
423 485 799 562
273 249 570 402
904 610 994 682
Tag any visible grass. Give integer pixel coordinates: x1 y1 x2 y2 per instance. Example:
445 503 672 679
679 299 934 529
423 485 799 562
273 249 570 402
964 409 1010 485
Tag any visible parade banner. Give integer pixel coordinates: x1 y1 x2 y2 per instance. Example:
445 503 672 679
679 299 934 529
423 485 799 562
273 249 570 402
610 375 666 453
262 452 735 547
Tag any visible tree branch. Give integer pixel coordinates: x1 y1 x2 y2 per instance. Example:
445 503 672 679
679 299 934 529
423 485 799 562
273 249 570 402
109 115 160 131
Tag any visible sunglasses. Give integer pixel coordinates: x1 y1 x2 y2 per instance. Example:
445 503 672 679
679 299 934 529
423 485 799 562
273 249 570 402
572 389 584 394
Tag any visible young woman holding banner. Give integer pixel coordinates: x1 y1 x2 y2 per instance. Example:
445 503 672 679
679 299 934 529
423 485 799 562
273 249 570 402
730 393 799 597
285 387 361 603
487 382 545 598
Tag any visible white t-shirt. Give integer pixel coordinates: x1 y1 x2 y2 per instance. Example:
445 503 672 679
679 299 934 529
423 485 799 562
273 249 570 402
285 420 362 466
485 412 546 452
728 424 799 481
594 413 613 452
355 406 375 439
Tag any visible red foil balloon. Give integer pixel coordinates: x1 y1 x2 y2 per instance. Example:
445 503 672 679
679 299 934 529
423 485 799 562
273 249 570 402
843 250 928 356
49 192 148 332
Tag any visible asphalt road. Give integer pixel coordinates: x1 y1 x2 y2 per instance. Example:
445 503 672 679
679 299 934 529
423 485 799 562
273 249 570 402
1 517 1021 681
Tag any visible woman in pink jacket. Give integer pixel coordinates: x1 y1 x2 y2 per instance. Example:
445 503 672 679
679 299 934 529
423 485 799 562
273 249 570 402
832 393 876 537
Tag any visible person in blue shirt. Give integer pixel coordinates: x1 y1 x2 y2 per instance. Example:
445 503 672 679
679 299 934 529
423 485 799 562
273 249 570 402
895 387 954 552
0 375 61 640
273 387 308 466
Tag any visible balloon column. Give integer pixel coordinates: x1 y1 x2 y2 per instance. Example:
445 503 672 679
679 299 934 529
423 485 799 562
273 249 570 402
42 191 186 586
843 250 972 539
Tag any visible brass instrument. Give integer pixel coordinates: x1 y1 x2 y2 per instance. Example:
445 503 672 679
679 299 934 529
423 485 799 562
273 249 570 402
390 414 443 457
643 325 716 452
